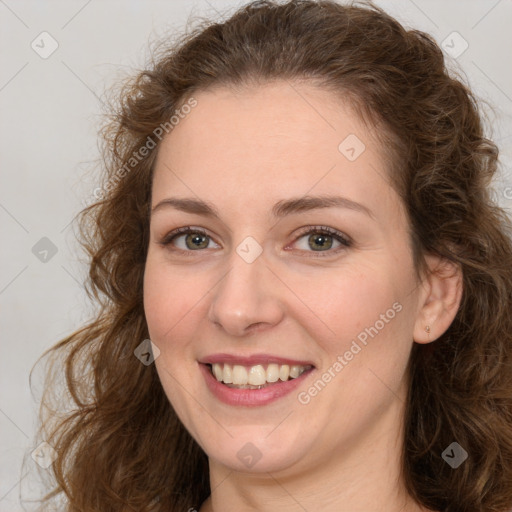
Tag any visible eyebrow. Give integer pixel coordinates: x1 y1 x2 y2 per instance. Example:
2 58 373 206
151 195 374 220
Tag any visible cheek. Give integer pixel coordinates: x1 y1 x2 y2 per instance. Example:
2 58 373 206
334 278 414 396
287 263 399 342
143 258 200 346
287 261 414 390
143 260 204 425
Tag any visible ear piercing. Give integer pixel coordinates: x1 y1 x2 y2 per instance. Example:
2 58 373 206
425 325 431 334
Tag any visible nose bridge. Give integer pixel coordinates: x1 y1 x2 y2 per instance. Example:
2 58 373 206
208 242 284 336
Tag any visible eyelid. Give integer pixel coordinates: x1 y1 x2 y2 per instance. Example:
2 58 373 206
158 225 352 256
292 225 352 245
159 226 219 250
286 225 352 256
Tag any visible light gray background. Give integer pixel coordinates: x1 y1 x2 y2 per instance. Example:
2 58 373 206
1 1 511 510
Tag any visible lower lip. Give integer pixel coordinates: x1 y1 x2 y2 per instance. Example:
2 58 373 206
199 363 314 407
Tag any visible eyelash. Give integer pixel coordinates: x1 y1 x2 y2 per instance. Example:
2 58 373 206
159 225 352 258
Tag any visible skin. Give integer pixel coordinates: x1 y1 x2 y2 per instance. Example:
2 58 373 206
143 81 462 512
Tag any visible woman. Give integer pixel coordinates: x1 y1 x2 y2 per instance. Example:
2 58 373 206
34 1 512 511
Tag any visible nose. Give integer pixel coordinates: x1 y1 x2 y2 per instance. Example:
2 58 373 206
207 246 285 337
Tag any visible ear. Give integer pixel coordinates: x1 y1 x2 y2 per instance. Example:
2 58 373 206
413 254 463 344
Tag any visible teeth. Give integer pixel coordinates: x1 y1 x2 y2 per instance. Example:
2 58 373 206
289 365 302 378
210 362 311 387
266 363 280 383
232 365 247 385
248 365 266 386
213 363 223 381
223 364 233 384
279 365 290 381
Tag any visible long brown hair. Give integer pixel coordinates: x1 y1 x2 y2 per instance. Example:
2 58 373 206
32 1 512 511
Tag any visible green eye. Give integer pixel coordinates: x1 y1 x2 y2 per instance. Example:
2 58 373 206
306 232 334 251
183 232 210 250
292 226 351 254
161 227 217 251
160 225 352 257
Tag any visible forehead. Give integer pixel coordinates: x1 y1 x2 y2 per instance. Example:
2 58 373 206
152 81 401 224
156 81 370 171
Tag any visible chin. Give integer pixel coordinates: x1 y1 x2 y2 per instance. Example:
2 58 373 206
201 427 312 474
211 447 302 474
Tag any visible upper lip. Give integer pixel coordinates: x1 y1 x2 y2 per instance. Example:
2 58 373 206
198 353 315 367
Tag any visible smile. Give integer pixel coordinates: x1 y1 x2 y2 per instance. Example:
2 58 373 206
199 361 315 407
209 362 312 389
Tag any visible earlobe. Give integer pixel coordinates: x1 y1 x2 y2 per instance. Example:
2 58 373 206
413 255 463 344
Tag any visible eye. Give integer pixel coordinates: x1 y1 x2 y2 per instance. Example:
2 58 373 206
159 225 352 257
290 226 352 256
159 227 219 252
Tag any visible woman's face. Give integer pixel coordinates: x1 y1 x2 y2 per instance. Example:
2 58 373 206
144 81 427 474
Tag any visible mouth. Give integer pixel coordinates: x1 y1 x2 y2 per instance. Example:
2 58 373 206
205 362 314 390
198 358 316 407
